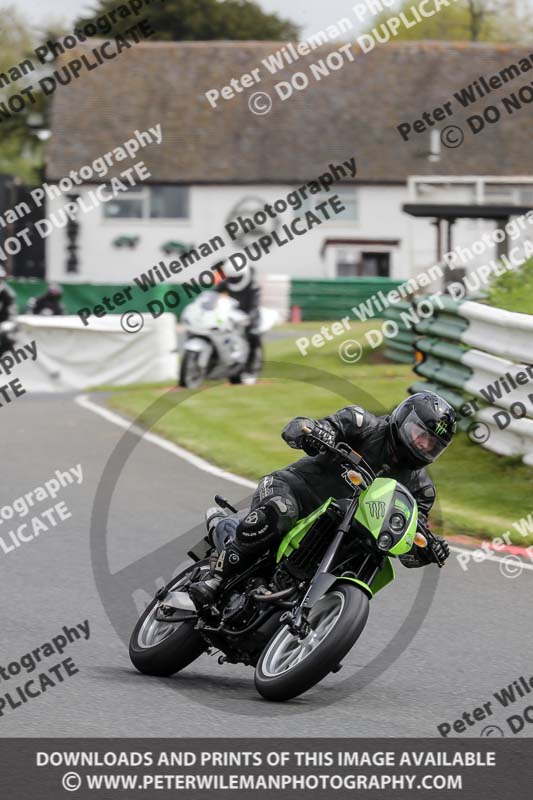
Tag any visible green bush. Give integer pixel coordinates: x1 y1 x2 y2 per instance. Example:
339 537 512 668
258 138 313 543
487 258 533 314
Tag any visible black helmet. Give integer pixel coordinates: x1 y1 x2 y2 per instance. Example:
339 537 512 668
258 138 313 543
389 391 456 469
47 283 63 297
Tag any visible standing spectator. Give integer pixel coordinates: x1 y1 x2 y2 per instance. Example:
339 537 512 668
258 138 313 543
0 266 17 355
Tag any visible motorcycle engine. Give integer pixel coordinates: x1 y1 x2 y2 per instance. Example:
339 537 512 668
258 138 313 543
221 592 252 625
221 578 267 626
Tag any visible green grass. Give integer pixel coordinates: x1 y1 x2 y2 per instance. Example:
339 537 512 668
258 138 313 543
103 322 533 545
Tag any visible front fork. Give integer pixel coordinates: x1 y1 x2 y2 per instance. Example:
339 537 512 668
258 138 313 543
290 493 361 633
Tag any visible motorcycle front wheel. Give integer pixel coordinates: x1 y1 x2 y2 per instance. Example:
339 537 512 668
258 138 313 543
254 584 369 702
179 350 208 389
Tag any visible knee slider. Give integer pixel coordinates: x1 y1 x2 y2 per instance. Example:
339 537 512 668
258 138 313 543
212 515 240 551
266 495 299 533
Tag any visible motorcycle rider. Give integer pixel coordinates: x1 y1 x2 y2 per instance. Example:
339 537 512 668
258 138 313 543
0 266 18 355
26 283 65 316
214 259 262 382
189 391 456 608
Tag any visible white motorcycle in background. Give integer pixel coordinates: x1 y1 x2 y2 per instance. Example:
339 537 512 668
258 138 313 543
179 291 278 389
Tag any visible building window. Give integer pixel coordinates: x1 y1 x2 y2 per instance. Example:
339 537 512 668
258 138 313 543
104 185 190 220
104 187 145 219
150 186 189 218
295 186 358 222
333 187 358 222
360 251 390 277
336 250 358 277
484 185 515 204
336 250 390 277
520 189 533 205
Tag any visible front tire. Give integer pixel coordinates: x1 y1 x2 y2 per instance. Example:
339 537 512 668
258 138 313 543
179 350 208 389
129 564 208 677
254 584 369 702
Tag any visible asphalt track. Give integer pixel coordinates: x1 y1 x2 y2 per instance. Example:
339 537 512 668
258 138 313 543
2 391 532 738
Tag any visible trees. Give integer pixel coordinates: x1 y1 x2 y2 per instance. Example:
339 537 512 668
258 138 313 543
0 7 45 182
76 0 299 41
365 0 527 43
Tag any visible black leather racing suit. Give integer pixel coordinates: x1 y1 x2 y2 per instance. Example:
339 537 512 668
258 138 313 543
215 268 261 373
220 405 437 570
29 293 65 316
0 283 17 355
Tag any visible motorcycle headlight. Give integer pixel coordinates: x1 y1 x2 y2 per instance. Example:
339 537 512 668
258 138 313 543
389 512 406 533
377 532 393 551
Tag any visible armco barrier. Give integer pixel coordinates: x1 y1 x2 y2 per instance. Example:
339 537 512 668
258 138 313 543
407 298 533 465
291 277 403 322
382 301 418 364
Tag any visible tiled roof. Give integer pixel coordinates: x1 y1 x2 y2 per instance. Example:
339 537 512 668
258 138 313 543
47 40 533 183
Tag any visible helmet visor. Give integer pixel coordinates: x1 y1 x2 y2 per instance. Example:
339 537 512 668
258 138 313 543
400 409 451 463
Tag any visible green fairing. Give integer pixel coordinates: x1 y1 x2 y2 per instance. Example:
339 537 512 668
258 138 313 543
389 505 418 556
339 557 395 597
355 478 418 556
276 498 333 562
276 477 417 595
394 498 411 518
354 478 396 538
371 556 395 593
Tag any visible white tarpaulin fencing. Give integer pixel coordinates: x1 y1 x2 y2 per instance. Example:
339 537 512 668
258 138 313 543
10 314 178 392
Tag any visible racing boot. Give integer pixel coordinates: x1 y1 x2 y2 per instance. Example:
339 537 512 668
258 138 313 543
188 544 242 609
188 505 278 609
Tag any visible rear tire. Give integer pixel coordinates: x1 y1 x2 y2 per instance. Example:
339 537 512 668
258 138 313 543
254 584 369 702
129 564 208 677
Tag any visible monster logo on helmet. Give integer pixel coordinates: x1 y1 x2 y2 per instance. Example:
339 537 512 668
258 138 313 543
435 420 448 436
389 391 456 470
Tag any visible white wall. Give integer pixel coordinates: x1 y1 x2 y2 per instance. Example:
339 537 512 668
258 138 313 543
45 182 411 285
45 181 531 288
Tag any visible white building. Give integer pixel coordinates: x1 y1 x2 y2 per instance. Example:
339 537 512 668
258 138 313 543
45 40 533 287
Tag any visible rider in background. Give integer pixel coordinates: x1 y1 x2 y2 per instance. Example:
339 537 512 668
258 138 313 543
26 283 65 316
214 259 262 383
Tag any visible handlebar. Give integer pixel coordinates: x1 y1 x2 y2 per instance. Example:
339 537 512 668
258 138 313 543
301 426 377 486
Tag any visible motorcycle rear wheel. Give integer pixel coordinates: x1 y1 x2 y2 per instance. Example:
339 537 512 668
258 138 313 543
129 563 207 677
254 584 369 701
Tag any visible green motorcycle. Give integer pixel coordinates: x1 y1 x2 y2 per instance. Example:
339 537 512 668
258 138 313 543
129 429 441 701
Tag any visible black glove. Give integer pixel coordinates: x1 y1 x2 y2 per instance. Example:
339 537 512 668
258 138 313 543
400 534 449 569
281 417 315 450
427 534 450 566
281 418 336 456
